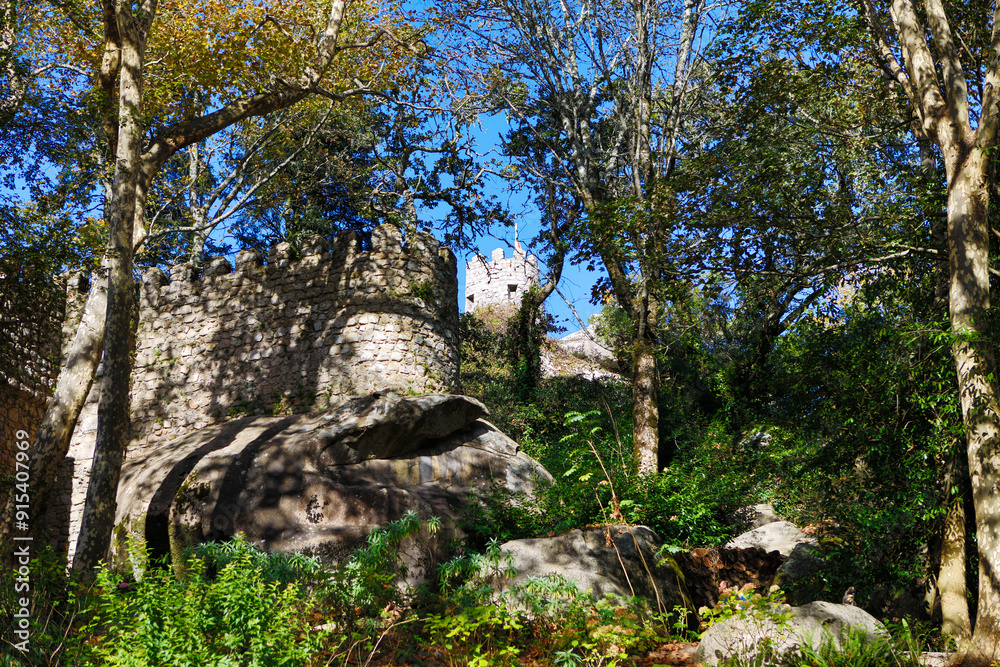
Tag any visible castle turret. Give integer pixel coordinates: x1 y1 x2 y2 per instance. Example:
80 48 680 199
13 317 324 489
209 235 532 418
464 245 539 311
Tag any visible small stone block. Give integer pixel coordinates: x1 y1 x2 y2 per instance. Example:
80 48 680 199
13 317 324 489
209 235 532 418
372 223 403 254
268 242 294 267
300 234 328 257
141 267 169 290
169 263 197 283
204 256 233 277
236 249 263 270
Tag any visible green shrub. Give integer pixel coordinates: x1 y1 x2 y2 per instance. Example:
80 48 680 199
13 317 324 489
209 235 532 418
0 546 94 666
425 544 670 667
770 626 922 667
77 549 333 666
185 534 327 589
325 511 435 622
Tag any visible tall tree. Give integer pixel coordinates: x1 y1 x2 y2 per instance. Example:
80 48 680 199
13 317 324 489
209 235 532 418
855 0 1000 658
676 47 935 422
3 0 423 571
450 0 715 472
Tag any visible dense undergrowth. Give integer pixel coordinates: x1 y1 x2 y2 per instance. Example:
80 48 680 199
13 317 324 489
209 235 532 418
459 311 745 550
0 297 985 665
0 518 943 667
460 302 963 614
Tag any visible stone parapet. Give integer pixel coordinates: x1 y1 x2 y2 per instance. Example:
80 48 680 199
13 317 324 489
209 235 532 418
48 224 460 559
464 246 538 312
127 225 460 456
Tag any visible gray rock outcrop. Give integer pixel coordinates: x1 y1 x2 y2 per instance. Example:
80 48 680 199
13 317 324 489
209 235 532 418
499 525 687 610
698 600 887 666
555 326 616 367
726 520 817 557
774 542 829 605
112 391 552 577
735 503 780 530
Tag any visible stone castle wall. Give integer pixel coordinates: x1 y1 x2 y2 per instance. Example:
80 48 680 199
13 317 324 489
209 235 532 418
47 223 460 558
464 246 538 312
0 273 66 479
127 224 459 454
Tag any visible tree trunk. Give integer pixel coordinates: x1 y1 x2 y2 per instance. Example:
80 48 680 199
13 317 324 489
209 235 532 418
939 493 972 645
632 332 659 474
186 143 209 268
938 451 972 646
72 9 148 574
945 150 1000 663
0 0 26 116
0 266 108 552
6 0 365 571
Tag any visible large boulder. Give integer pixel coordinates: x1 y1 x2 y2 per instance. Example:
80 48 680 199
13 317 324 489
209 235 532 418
112 392 552 578
311 392 489 465
726 521 816 557
734 503 780 530
698 600 888 666
498 525 687 611
773 542 829 605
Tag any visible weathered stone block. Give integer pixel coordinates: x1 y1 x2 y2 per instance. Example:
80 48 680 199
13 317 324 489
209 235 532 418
204 256 233 277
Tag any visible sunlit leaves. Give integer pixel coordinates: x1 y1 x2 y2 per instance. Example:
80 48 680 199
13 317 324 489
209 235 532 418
17 0 421 141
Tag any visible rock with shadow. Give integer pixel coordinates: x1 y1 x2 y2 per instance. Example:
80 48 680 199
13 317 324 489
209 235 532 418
726 520 817 558
112 390 552 580
498 525 690 612
697 600 888 666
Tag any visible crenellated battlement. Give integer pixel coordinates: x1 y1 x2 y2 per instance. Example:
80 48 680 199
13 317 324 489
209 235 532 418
140 225 455 303
52 223 461 558
464 244 539 312
127 224 459 452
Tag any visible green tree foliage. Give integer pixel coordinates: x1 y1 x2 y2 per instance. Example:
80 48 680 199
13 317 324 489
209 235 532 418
446 0 721 471
672 5 948 426
768 284 963 599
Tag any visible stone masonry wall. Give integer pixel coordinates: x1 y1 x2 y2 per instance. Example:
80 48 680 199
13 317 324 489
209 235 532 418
57 224 460 559
0 273 67 479
128 224 459 454
464 247 538 312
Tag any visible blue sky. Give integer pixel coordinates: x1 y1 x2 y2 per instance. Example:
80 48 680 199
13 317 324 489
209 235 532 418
443 114 605 335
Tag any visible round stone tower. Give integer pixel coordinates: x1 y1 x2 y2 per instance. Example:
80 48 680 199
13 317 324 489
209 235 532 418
464 239 539 312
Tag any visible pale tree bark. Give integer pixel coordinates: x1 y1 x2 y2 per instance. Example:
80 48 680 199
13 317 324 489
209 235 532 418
72 0 153 574
939 496 971 643
184 142 210 267
860 0 1000 659
0 0 23 116
947 152 1000 661
939 454 973 646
